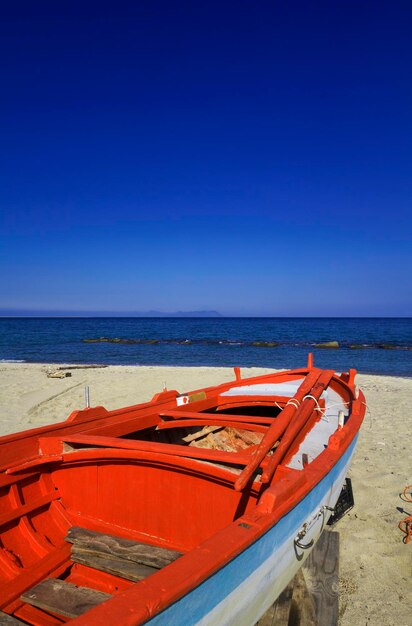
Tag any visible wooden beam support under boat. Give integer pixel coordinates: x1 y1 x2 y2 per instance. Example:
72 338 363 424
255 529 339 626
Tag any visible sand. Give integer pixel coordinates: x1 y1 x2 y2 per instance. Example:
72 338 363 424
0 362 410 625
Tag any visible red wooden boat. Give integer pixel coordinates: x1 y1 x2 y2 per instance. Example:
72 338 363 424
0 357 365 625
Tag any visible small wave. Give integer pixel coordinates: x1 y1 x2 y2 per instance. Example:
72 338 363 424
0 359 26 363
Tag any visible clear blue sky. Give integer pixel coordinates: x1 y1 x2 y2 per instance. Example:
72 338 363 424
0 1 411 316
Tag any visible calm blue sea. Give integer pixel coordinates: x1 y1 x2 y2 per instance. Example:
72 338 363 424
0 318 411 376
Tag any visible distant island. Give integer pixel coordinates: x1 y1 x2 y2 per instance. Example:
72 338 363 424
0 309 223 318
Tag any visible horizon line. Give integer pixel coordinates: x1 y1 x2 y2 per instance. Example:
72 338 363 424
0 314 411 319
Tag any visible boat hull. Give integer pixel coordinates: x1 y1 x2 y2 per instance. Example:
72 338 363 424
0 364 365 626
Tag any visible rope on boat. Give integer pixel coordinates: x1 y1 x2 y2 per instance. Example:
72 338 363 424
277 397 370 429
302 394 330 422
398 485 412 544
286 398 301 409
275 399 301 411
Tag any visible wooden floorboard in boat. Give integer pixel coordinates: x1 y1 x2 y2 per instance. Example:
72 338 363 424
71 551 158 581
66 526 182 570
20 578 111 619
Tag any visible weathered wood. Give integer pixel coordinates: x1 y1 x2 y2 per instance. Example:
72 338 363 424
0 612 27 625
21 578 111 619
255 579 294 625
47 371 67 379
66 527 182 569
302 530 339 626
254 569 318 626
71 550 158 581
270 581 295 625
289 568 318 626
182 425 223 442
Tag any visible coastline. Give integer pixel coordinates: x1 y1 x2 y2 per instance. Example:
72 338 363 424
0 362 410 624
1 359 411 379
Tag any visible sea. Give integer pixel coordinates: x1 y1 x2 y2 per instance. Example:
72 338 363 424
0 317 411 376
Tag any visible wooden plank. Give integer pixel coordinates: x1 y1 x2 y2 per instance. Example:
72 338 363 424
270 581 294 625
303 530 339 626
256 531 339 625
182 425 223 442
21 578 111 619
71 551 158 581
255 568 319 626
255 579 294 625
289 568 318 626
0 612 27 625
66 527 182 569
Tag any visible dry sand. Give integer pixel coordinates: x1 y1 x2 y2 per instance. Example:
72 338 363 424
0 362 411 625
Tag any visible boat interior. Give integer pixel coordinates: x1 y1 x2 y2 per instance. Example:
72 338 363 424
0 366 356 624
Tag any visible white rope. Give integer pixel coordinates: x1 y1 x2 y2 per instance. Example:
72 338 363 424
274 398 301 411
302 394 330 422
275 396 370 426
302 394 328 418
302 394 319 405
286 398 301 409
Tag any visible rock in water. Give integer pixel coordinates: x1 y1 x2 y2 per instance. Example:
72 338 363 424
315 341 340 349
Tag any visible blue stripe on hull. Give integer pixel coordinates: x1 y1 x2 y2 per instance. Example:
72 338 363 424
145 437 358 626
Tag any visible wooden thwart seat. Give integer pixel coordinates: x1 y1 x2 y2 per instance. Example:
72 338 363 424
20 579 111 619
65 526 182 582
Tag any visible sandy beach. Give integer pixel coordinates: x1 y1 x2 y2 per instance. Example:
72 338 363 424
0 362 410 625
